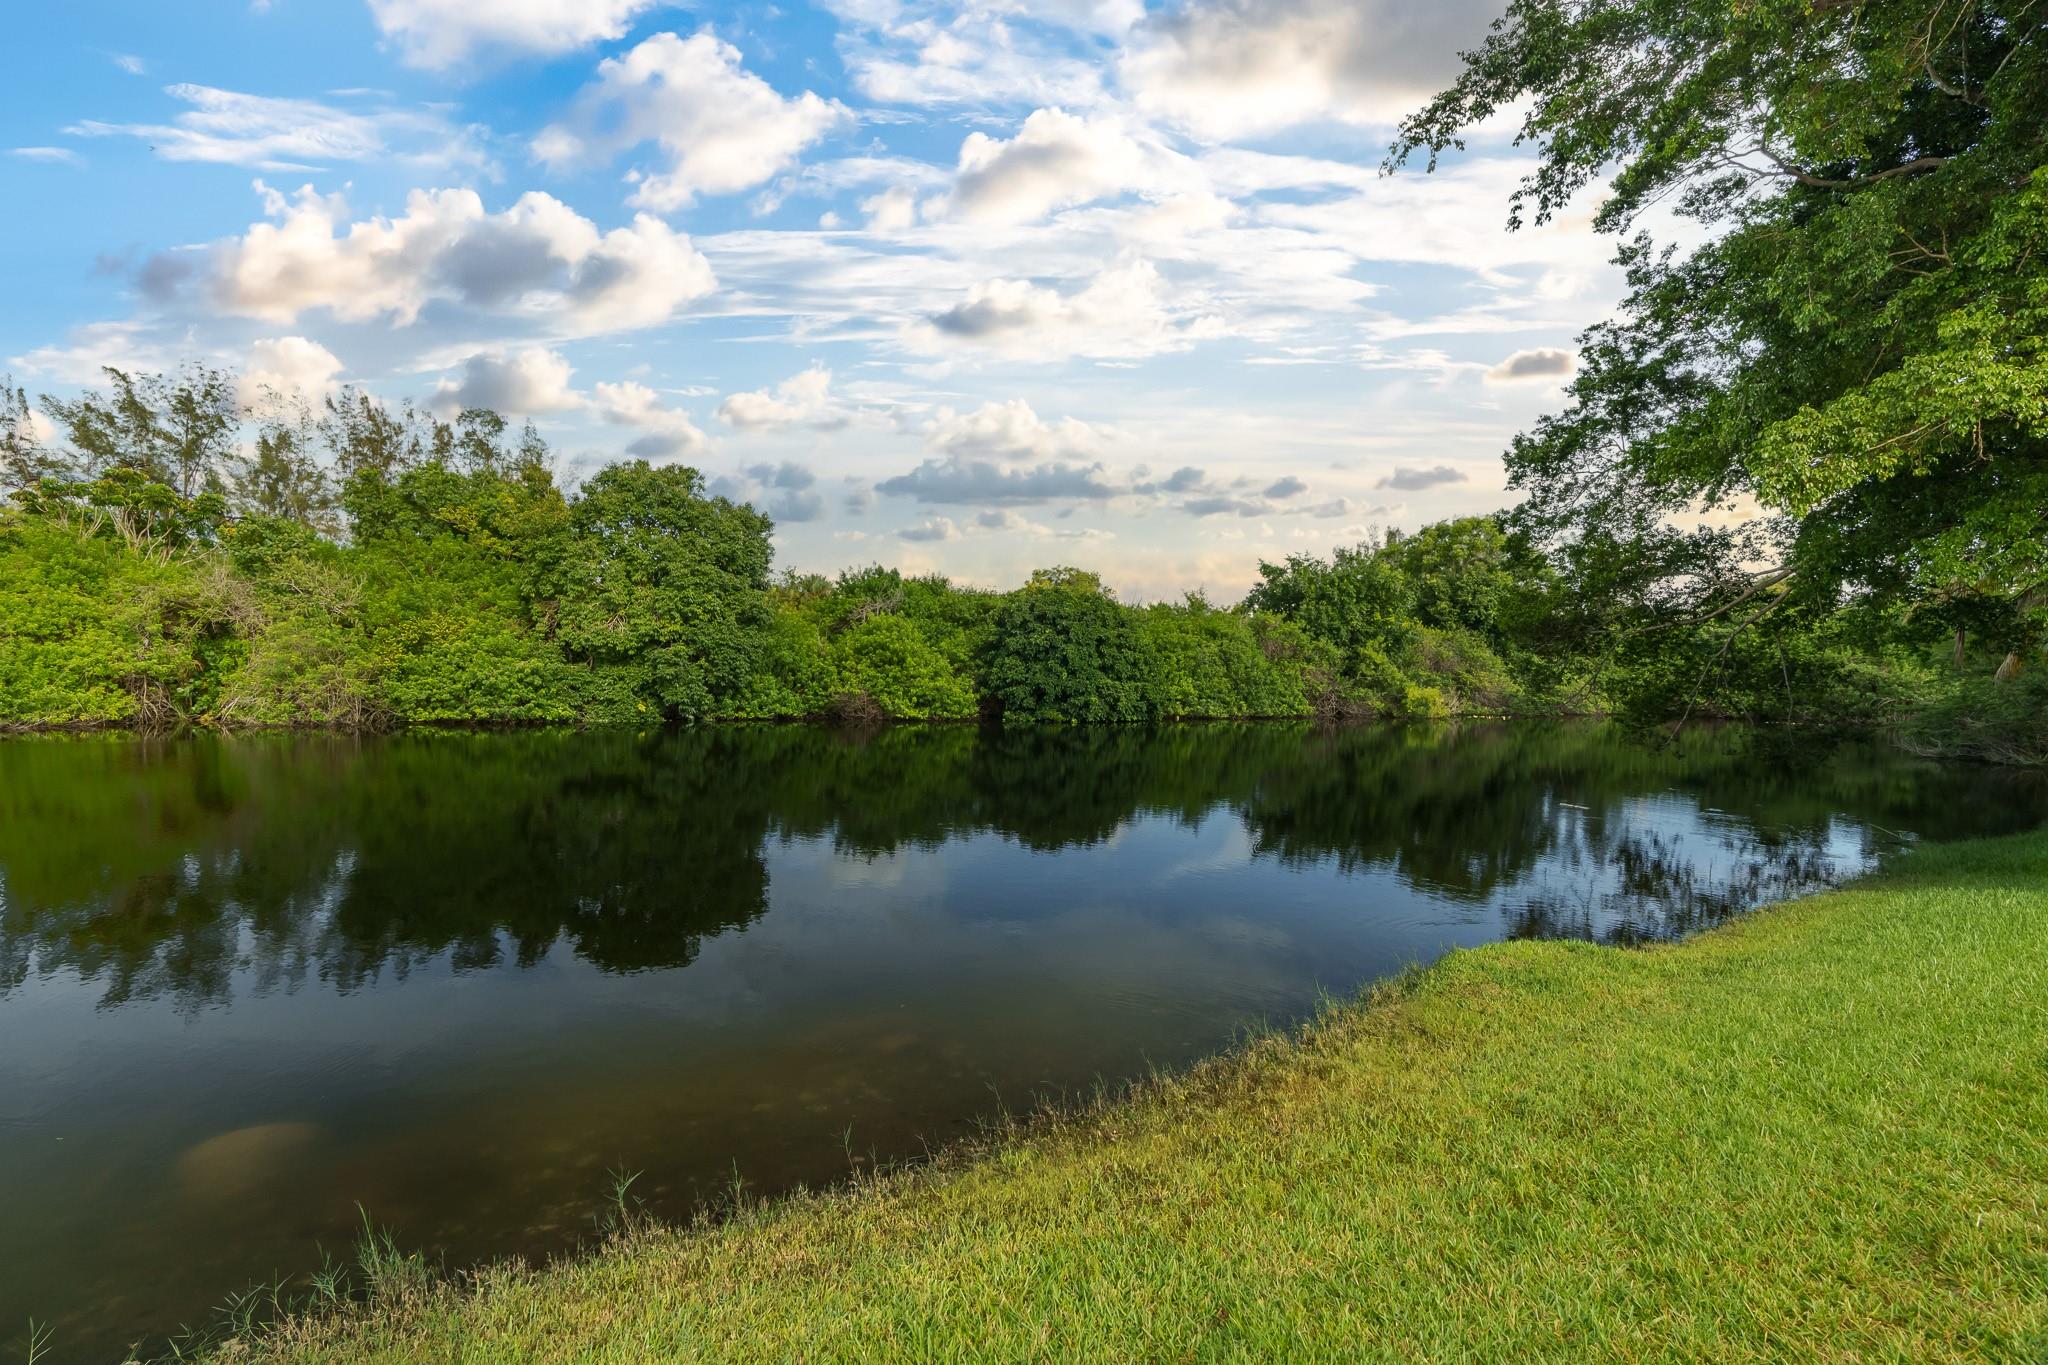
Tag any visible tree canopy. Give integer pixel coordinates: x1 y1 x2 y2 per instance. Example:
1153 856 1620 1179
1393 0 2047 659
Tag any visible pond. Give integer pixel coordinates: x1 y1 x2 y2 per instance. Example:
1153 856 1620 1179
2 722 2042 1361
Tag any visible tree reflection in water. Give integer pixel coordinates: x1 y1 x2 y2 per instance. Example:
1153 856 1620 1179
2 722 2039 1009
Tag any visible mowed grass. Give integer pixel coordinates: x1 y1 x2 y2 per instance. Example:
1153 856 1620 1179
240 832 2048 1363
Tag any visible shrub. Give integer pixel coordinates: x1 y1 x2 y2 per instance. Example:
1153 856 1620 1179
985 575 1155 723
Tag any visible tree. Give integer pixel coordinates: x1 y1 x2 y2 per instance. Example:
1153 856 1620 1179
0 375 66 493
452 407 509 475
321 385 436 482
552 461 774 719
985 570 1154 723
1393 0 2048 667
1385 517 1518 637
235 390 337 532
41 364 238 497
1244 543 1415 664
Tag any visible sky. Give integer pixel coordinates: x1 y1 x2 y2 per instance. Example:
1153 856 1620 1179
1 0 1633 601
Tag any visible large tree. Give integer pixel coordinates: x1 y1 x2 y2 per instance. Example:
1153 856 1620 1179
1394 0 2047 665
553 461 775 720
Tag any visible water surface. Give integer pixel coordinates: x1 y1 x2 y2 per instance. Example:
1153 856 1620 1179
1 722 2040 1361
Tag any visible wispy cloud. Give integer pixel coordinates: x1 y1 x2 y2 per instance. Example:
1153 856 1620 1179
66 84 494 174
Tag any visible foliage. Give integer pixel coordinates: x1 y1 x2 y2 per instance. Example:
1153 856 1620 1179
551 462 774 720
1 345 2036 745
1903 670 2048 765
984 571 1156 723
830 614 979 720
40 364 238 497
1391 0 2048 673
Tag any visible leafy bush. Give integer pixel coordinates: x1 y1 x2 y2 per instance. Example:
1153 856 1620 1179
1902 671 2048 765
1402 684 1452 719
985 573 1156 723
830 615 978 720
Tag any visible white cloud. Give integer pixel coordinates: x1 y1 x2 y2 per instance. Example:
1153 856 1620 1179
827 7 1111 110
13 404 59 447
66 84 491 174
716 367 845 432
432 347 583 416
243 336 344 401
10 321 170 384
367 0 656 68
1485 346 1577 383
1122 0 1501 140
112 53 146 76
920 258 1224 360
861 186 920 231
899 515 961 542
11 147 83 165
534 32 849 212
926 398 1102 462
941 108 1147 225
592 380 711 459
167 182 715 334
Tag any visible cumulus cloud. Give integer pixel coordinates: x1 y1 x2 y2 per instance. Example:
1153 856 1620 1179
1122 0 1501 140
748 461 817 491
926 399 1101 462
367 0 655 68
899 515 961 542
1485 346 1577 383
66 84 490 173
1182 494 1267 517
767 489 827 522
941 108 1147 224
1376 463 1468 491
160 182 715 334
877 456 1116 505
746 463 825 521
592 380 710 459
1263 475 1306 498
923 258 1223 360
716 367 845 432
242 336 344 401
861 185 920 231
534 33 849 212
432 348 583 416
827 5 1113 110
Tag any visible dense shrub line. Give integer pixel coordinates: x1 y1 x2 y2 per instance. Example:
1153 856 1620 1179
0 370 2029 740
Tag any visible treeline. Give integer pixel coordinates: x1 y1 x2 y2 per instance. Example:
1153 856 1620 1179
0 363 2035 743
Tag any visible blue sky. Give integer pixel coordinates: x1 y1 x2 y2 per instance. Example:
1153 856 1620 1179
3 0 1632 599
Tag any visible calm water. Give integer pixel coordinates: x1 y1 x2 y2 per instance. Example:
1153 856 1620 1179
2 722 2042 1361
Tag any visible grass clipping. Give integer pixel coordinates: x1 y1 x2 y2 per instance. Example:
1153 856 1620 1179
210 832 2048 1363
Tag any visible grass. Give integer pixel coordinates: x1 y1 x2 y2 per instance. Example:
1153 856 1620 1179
215 831 2048 1363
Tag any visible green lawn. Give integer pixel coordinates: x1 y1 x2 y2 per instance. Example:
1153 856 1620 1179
237 831 2048 1362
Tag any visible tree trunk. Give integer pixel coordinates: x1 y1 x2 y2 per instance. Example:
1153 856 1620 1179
1954 628 1967 672
1994 652 2021 682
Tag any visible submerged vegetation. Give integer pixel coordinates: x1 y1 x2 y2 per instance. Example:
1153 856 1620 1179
154 828 2048 1362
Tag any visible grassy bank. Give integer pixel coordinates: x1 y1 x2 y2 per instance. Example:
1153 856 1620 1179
225 831 2048 1363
